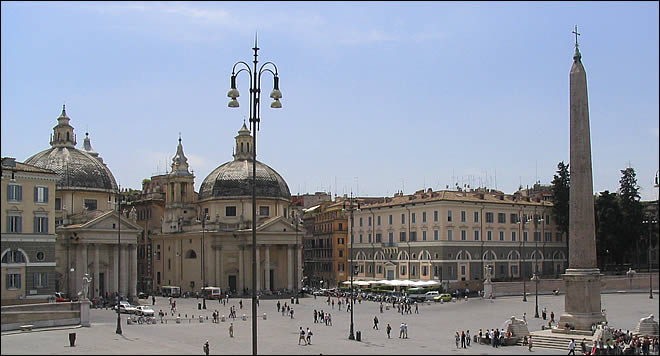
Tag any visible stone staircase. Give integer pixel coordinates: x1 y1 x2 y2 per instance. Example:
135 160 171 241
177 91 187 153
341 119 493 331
516 329 592 351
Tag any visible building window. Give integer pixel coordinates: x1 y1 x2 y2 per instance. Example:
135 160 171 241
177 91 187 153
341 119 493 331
545 215 551 225
498 213 506 224
359 217 363 227
388 232 394 243
7 215 22 233
447 210 452 222
422 265 428 276
400 265 406 275
376 233 382 243
377 265 382 274
84 199 97 211
410 231 417 241
339 249 343 257
2 250 26 263
34 186 48 203
422 231 427 241
447 229 453 241
368 216 372 226
7 184 22 202
259 206 269 217
55 198 62 211
434 210 438 222
377 216 381 225
36 251 45 261
33 272 48 288
461 211 466 222
474 230 480 241
534 231 542 241
34 216 48 234
487 231 492 241
512 231 517 241
499 231 505 241
368 233 372 243
511 213 519 224
474 211 479 223
389 215 393 225
338 223 343 230
359 234 363 243
411 265 416 276
399 231 406 242
486 212 494 223
556 232 562 242
226 206 237 216
6 271 21 290
401 214 405 224
460 229 466 241
411 213 416 224
422 211 426 223
524 232 528 241
185 250 197 259
434 230 438 240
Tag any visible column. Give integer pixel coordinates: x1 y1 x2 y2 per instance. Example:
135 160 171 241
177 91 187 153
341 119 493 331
297 245 302 290
131 244 137 297
113 245 119 294
75 244 83 296
264 246 270 291
255 245 261 291
238 247 244 293
287 245 293 290
120 245 128 296
217 248 223 290
94 245 100 298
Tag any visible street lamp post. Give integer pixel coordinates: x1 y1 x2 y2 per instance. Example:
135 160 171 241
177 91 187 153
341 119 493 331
343 193 360 340
227 35 282 356
202 213 207 309
517 212 528 302
116 188 122 335
642 215 657 299
531 273 539 319
534 214 543 317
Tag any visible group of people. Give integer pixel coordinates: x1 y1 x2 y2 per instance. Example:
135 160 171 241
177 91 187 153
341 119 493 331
297 327 314 345
277 301 295 318
455 330 471 348
312 309 333 326
574 329 660 355
476 328 510 348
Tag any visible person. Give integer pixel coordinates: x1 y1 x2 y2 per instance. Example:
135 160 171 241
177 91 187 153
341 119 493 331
580 338 587 355
306 328 313 345
528 335 533 351
466 330 471 347
338 299 341 311
568 338 576 355
277 301 281 312
159 309 164 323
523 312 527 324
551 311 555 323
203 340 210 356
313 309 318 323
403 323 408 339
298 327 307 345
290 308 294 319
152 295 156 305
239 300 243 309
461 330 466 348
229 323 234 338
415 302 419 314
386 323 392 338
328 313 332 326
400 323 405 338
373 316 379 330
332 299 335 309
380 302 383 313
455 331 460 348
542 307 547 320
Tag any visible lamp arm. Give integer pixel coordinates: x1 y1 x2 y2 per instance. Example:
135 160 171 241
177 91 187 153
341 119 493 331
232 61 252 75
259 62 278 76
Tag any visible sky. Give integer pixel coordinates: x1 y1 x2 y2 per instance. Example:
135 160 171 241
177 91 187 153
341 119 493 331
1 1 658 202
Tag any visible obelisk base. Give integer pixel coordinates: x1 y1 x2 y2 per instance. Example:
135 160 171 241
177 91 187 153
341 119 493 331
556 269 605 332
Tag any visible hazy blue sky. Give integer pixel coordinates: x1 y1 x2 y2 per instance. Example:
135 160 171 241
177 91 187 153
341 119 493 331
2 2 658 201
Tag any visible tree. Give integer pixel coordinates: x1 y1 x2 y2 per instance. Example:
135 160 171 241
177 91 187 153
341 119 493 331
551 161 570 263
594 190 624 269
618 167 644 267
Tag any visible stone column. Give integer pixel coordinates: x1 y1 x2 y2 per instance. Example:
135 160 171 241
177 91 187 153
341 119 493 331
238 247 244 293
120 244 127 296
557 44 605 332
255 245 261 291
264 246 270 291
94 245 100 298
215 246 220 288
74 244 83 296
131 244 137 297
113 245 119 294
287 245 293 290
297 245 302 290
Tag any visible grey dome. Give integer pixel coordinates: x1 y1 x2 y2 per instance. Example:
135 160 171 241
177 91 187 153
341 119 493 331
25 147 118 192
198 159 290 200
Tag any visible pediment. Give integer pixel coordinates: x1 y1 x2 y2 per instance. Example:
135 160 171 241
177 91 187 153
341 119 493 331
256 216 299 233
77 210 142 232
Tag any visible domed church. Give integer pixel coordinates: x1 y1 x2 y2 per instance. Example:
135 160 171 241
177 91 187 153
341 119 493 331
152 123 303 295
24 106 141 300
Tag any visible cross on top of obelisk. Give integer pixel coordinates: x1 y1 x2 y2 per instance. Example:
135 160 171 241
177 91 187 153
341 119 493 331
572 25 581 48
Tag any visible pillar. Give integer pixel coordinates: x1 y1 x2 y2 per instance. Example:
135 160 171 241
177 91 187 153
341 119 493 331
287 245 293 290
238 247 244 293
264 246 270 291
215 246 220 288
74 244 83 296
256 245 261 291
94 245 100 298
120 244 127 296
131 244 137 297
297 245 302 290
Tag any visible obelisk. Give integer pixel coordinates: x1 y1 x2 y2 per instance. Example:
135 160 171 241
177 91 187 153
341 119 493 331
557 26 606 332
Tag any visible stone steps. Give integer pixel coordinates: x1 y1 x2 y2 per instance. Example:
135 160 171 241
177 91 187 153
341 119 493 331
515 335 586 350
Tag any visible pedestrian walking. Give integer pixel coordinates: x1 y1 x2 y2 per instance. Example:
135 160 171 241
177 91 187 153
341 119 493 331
298 327 307 345
239 300 243 309
568 338 576 355
455 332 460 348
380 303 383 313
523 312 527 324
373 316 379 330
328 313 332 326
414 302 419 314
386 323 392 338
551 311 555 323
152 295 155 305
466 330 471 346
290 309 294 319
306 328 313 345
542 307 547 320
461 330 466 348
400 323 405 338
277 301 281 312
229 323 234 337
313 309 318 323
528 335 533 351
404 323 408 339
331 299 335 309
203 340 209 355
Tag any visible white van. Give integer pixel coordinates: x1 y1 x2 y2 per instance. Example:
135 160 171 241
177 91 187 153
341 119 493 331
424 291 440 300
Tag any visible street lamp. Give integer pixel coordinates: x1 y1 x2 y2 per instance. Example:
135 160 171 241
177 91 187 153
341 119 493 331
342 193 360 340
642 215 657 299
531 273 540 319
116 187 122 335
517 212 529 302
202 213 207 309
227 35 282 356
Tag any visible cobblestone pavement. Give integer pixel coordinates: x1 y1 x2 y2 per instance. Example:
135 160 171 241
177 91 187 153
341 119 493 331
2 292 658 355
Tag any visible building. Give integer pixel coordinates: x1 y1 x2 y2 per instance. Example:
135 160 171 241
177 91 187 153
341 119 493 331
1 157 58 304
303 200 347 289
151 123 302 295
347 187 567 285
291 192 332 209
23 106 141 300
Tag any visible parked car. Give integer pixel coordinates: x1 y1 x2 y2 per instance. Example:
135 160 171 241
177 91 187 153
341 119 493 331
433 293 452 302
137 292 149 299
113 301 138 314
54 292 70 303
134 305 155 317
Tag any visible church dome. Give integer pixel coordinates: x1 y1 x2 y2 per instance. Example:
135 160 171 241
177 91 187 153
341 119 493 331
198 124 290 200
24 106 118 192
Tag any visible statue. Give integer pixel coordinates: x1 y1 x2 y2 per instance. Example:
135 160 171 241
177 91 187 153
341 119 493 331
484 265 493 282
79 273 92 300
129 207 137 221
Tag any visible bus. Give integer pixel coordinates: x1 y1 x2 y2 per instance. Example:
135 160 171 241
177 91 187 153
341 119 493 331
160 285 181 297
201 287 222 299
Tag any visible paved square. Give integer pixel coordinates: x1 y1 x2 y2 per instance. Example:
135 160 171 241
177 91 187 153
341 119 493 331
2 292 658 354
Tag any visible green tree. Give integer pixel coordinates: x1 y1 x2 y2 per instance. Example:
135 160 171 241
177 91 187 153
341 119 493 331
551 161 570 263
594 190 624 269
618 167 644 266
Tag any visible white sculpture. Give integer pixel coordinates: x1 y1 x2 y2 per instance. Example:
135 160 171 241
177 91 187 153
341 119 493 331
79 273 92 300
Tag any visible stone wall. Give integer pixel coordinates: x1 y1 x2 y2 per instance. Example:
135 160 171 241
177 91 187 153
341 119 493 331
0 301 83 331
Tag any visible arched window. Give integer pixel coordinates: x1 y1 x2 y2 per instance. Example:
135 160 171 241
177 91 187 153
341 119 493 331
241 142 244 152
483 250 497 260
1 249 27 263
507 250 520 260
530 250 544 260
398 251 409 260
185 249 197 259
552 251 566 260
456 250 471 260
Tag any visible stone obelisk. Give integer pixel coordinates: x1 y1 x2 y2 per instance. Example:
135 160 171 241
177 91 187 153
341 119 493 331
557 26 606 332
